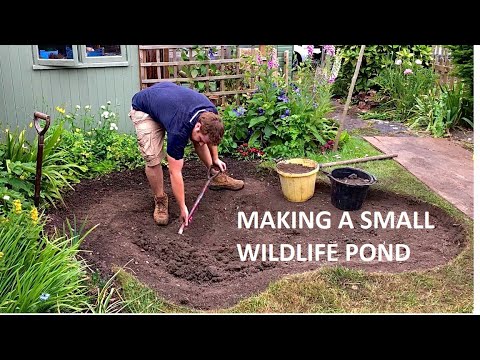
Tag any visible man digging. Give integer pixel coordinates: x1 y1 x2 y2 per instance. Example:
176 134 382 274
129 82 244 227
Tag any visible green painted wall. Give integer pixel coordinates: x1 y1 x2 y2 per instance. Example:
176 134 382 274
0 45 294 134
0 45 140 133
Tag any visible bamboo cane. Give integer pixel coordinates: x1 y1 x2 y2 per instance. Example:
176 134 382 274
333 45 366 151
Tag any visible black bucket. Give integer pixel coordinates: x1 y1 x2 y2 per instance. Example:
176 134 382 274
328 167 377 211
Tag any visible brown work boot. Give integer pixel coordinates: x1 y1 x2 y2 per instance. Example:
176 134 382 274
209 170 244 191
153 194 169 225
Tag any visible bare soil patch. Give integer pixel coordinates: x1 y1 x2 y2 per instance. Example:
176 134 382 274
46 158 466 310
277 163 316 174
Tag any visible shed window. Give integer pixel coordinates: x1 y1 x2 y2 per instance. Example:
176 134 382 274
33 45 128 69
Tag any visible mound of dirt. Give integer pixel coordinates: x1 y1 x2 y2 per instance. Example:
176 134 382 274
46 158 466 310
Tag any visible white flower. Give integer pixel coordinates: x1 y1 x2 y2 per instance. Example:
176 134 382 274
107 101 111 105
102 111 109 119
65 114 71 119
395 59 402 65
100 105 106 110
109 123 118 131
3 195 10 201
85 105 91 110
415 59 422 65
75 105 81 110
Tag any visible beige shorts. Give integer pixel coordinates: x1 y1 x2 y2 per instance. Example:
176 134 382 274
128 108 166 167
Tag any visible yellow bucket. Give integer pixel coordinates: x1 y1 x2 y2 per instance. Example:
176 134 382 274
276 158 319 202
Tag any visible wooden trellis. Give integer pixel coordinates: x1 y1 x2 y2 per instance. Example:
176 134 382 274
432 45 457 88
138 45 255 105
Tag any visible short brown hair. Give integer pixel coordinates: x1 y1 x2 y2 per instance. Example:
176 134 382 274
198 112 224 145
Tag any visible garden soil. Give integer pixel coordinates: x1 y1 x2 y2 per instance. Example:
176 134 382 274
46 159 466 310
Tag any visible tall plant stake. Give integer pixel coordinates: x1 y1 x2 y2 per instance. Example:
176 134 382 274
333 45 365 151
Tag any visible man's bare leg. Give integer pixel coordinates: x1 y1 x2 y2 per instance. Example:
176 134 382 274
145 164 165 197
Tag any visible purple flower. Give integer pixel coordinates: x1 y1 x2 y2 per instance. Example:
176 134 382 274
294 88 300 94
307 45 314 57
328 75 336 84
258 108 265 115
404 68 413 75
280 109 290 119
323 45 335 57
208 48 215 60
233 107 246 117
39 293 50 301
277 93 289 103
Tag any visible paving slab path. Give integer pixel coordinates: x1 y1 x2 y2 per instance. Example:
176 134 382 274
364 136 474 218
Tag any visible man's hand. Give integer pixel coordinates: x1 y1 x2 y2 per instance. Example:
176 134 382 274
180 204 189 226
213 158 227 172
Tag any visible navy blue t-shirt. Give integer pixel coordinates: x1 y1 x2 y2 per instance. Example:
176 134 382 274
131 82 217 160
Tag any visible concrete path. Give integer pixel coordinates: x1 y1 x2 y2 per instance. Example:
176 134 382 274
364 136 474 218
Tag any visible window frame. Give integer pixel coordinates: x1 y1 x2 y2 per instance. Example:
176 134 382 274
32 45 129 70
33 45 79 67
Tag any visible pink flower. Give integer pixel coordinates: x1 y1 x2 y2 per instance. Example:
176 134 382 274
323 45 335 57
403 68 413 75
307 45 314 57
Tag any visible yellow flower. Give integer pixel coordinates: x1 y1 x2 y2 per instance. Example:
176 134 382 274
55 106 66 114
29 122 33 128
0 251 4 259
30 207 39 223
13 199 22 214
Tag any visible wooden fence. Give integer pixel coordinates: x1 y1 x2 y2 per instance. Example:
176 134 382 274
138 45 291 106
432 45 457 87
139 45 253 105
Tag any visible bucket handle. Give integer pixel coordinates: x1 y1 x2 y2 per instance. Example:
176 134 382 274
319 169 333 179
320 168 377 185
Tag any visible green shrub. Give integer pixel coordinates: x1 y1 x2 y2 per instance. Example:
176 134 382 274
446 45 473 123
332 45 433 97
410 83 472 137
372 59 438 122
220 46 341 159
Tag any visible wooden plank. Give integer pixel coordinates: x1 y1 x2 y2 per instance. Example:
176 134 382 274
139 48 147 89
140 58 243 67
142 74 244 83
205 47 210 97
189 48 194 89
236 45 240 105
156 49 161 79
205 89 254 96
173 47 178 79
220 46 225 105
